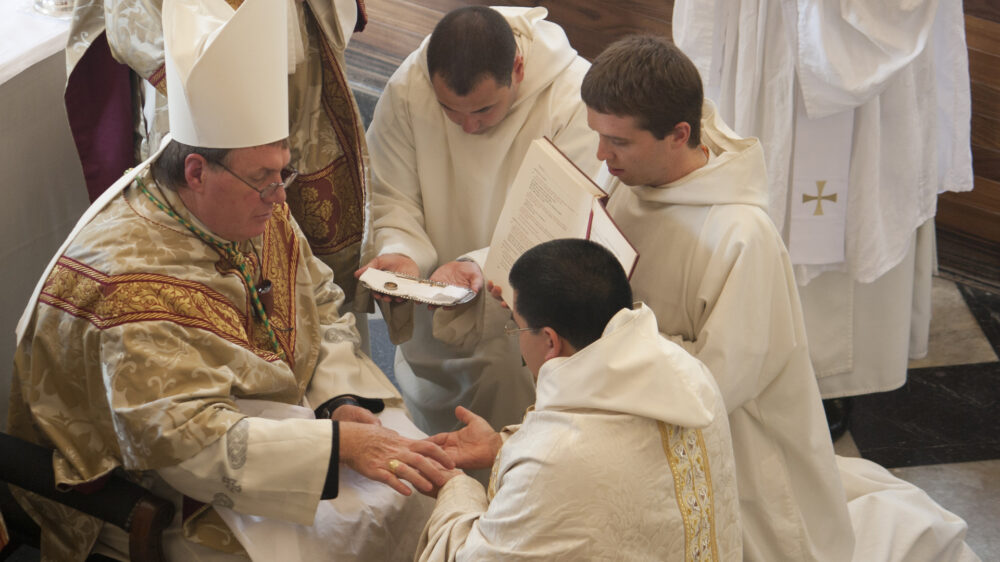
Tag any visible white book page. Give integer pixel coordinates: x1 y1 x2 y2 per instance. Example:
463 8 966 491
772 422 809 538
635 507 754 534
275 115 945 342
484 139 598 304
587 199 639 278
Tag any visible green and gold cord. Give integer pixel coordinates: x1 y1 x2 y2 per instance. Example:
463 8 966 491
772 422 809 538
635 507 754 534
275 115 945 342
136 176 285 360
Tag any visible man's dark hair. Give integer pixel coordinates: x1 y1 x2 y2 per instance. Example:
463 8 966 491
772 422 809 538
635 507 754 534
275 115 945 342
426 6 517 96
582 34 703 147
510 239 633 350
151 138 289 191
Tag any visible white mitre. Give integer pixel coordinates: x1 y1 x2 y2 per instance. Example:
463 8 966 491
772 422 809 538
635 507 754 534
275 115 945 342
163 0 288 148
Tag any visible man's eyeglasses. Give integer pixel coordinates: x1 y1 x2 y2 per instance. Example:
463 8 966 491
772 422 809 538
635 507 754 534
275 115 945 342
216 162 299 201
503 318 536 336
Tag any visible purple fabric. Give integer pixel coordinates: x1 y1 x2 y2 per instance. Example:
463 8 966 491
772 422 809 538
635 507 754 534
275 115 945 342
64 31 135 202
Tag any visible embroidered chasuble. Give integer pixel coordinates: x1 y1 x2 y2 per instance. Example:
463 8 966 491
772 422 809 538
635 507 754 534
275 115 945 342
8 167 401 560
65 0 371 305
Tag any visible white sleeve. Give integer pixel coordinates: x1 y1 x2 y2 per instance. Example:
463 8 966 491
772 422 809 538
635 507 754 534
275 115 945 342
416 475 489 562
548 58 602 180
157 417 332 526
367 73 440 275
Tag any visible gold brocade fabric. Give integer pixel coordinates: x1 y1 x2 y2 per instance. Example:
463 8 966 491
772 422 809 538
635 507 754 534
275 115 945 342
659 422 720 562
183 502 251 556
40 258 288 364
284 4 369 304
6 172 323 560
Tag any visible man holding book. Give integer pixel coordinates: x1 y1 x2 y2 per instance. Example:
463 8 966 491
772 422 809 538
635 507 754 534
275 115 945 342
583 35 977 562
415 239 741 561
358 6 600 436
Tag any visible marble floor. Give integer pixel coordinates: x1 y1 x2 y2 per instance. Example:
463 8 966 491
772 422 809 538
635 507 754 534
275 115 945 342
831 276 999 560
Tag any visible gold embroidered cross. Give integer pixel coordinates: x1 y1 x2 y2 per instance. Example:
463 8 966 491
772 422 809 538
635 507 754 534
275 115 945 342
802 180 838 216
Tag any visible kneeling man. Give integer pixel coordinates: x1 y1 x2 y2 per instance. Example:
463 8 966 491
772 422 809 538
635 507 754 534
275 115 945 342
416 239 741 560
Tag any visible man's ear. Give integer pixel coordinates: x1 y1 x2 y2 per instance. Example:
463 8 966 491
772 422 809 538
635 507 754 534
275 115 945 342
542 326 562 361
511 51 525 85
671 121 692 148
184 154 209 192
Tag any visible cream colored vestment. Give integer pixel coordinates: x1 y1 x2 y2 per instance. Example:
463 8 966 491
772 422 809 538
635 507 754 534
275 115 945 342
418 306 742 561
366 7 600 435
606 101 854 561
67 0 373 309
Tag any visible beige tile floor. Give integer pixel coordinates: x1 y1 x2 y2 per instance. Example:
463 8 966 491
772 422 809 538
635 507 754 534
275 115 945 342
908 277 998 369
835 276 999 560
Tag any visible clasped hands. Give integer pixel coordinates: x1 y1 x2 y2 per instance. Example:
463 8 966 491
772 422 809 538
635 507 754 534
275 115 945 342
354 253 483 309
328 402 455 496
329 402 500 498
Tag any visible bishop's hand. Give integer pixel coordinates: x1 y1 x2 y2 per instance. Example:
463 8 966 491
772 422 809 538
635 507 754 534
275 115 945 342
329 404 381 425
339 422 455 496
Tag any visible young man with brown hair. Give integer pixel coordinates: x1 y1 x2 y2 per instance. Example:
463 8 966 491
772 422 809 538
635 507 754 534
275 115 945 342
583 34 851 561
582 35 978 562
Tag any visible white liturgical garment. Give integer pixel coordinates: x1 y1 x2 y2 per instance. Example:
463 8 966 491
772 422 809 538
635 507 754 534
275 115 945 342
366 7 600 435
417 305 742 561
672 0 974 406
606 101 854 561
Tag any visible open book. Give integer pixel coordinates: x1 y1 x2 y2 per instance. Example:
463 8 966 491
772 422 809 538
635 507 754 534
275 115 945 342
484 137 639 305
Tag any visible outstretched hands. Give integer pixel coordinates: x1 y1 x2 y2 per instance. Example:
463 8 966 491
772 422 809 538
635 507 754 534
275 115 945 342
425 406 502 470
339 422 456 496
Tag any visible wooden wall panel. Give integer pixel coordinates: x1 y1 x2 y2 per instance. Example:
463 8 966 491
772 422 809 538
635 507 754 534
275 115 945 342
937 13 1000 250
488 0 672 60
973 112 1000 151
968 48 1000 91
971 145 1000 181
966 12 1000 51
938 177 1000 243
346 0 673 93
972 81 1000 120
963 0 1000 23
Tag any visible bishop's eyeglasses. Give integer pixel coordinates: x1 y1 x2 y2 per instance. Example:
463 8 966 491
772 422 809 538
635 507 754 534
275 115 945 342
216 162 299 201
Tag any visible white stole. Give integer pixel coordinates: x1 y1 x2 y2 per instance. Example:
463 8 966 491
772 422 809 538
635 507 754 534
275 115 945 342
787 87 852 266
